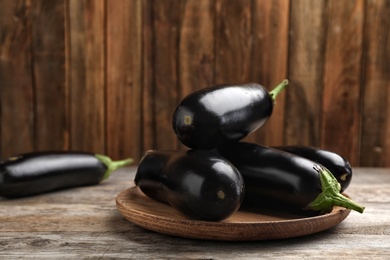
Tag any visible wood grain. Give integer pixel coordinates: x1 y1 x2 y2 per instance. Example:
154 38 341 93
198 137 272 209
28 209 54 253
0 0 390 167
106 0 143 160
0 167 389 258
140 0 155 155
152 0 181 151
285 0 326 147
321 0 364 166
0 180 132 233
177 0 215 150
247 0 289 146
179 0 215 97
359 0 390 167
214 0 254 146
32 0 67 151
215 0 252 84
67 0 105 153
0 0 34 158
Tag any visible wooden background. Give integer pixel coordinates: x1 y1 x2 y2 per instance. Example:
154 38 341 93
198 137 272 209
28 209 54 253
0 0 389 167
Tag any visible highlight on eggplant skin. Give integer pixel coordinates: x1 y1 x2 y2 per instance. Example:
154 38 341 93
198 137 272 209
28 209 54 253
274 145 352 192
172 80 288 150
134 149 245 221
217 142 365 215
0 151 133 198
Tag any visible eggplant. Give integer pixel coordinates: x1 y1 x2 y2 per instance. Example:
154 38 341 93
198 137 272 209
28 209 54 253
274 145 352 192
0 151 133 198
134 149 245 221
172 79 288 149
217 142 364 214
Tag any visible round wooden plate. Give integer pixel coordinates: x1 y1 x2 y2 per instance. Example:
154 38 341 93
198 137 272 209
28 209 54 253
116 186 351 241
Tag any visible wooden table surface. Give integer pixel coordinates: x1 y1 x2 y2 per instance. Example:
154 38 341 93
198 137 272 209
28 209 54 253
1 167 389 259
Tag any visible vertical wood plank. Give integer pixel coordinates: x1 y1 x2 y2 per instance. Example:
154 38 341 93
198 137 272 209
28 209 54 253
248 0 289 146
140 0 155 155
106 0 142 160
1 0 390 168
179 0 215 97
67 0 105 154
0 0 34 157
360 0 390 167
215 0 256 145
215 0 252 84
321 0 364 166
152 0 180 150
178 0 215 150
285 0 326 147
31 0 67 151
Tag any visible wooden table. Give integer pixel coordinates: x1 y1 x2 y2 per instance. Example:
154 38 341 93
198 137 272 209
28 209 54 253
1 167 389 259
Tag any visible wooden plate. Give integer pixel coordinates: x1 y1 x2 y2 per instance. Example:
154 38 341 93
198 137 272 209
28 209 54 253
116 186 351 241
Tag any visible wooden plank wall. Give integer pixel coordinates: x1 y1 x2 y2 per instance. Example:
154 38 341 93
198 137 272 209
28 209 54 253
0 0 389 167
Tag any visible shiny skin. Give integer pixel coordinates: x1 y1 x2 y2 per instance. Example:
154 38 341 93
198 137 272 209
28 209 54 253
134 149 245 221
0 152 106 198
217 142 324 213
172 83 273 149
274 146 352 192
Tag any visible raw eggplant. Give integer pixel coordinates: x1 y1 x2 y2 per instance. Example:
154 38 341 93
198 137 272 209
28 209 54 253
217 142 364 214
274 145 352 192
134 149 245 221
0 151 133 198
172 80 288 149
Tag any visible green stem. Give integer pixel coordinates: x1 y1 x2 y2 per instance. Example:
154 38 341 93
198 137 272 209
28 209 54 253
307 165 365 214
269 79 289 101
95 154 134 181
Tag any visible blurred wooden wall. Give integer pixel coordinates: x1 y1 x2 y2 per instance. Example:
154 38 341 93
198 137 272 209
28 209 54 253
0 0 389 167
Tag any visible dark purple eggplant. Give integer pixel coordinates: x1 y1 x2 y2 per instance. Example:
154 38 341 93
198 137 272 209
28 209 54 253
217 142 364 214
0 151 133 198
274 145 352 192
134 149 245 221
172 80 288 149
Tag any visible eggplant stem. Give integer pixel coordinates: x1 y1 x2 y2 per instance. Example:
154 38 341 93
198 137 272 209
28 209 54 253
307 165 365 214
269 79 289 101
95 154 134 180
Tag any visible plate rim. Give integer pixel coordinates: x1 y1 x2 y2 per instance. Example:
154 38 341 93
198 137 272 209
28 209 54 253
116 186 351 241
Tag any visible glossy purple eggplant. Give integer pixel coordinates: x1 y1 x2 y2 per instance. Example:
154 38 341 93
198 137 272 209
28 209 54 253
172 80 288 149
0 151 133 198
217 142 364 214
274 145 352 192
134 149 245 221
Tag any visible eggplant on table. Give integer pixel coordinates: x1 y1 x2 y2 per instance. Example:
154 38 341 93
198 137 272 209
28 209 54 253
273 145 352 192
172 79 288 149
0 151 133 198
134 149 245 221
217 142 365 215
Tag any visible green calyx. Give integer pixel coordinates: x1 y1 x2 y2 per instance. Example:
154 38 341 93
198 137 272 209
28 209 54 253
95 154 134 180
269 79 289 102
307 165 365 214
